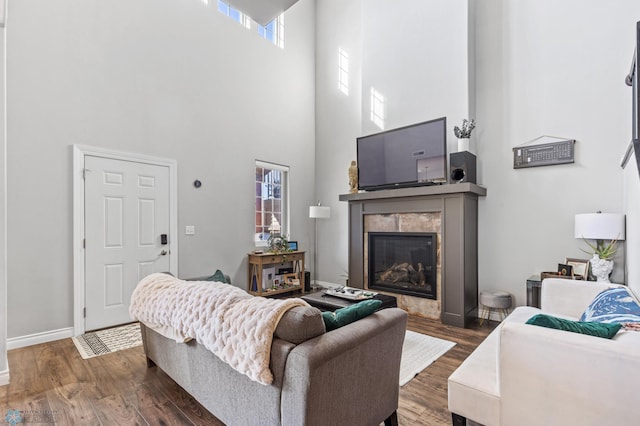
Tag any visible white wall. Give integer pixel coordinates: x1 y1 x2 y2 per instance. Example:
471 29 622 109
316 1 640 305
314 0 362 284
315 0 473 285
6 0 316 338
361 0 471 141
476 0 640 304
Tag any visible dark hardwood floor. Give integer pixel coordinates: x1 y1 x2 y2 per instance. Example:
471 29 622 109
399 317 496 425
0 316 495 425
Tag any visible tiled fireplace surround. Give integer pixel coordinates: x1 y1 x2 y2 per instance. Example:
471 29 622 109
339 183 486 327
364 213 442 319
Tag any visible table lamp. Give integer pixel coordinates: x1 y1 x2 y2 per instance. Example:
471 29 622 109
574 212 626 282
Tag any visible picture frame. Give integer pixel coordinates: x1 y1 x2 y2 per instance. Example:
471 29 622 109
565 257 590 280
283 273 300 287
288 240 298 251
557 263 574 277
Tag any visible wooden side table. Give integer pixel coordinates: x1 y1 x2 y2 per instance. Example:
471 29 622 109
526 275 542 308
247 251 305 297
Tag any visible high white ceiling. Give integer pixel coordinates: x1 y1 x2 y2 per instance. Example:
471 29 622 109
228 0 300 25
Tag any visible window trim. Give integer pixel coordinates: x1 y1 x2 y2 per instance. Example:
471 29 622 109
255 160 290 247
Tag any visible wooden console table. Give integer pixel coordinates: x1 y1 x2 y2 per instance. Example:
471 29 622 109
247 251 305 297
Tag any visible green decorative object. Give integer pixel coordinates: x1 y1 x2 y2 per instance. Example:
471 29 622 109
525 313 621 339
321 299 382 331
206 269 230 284
580 238 618 260
268 234 291 254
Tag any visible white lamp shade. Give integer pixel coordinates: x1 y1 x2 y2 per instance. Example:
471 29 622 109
309 205 331 219
574 213 626 241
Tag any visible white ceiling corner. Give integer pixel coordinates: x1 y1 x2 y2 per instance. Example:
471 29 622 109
227 0 299 25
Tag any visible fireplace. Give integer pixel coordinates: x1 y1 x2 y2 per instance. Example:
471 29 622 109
368 232 437 299
341 184 485 327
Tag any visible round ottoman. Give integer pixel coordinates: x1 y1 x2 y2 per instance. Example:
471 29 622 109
479 291 512 325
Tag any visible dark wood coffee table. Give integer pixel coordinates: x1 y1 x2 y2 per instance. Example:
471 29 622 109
301 291 397 312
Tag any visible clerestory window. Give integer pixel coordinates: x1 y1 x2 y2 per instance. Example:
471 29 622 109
259 14 285 48
217 0 251 28
217 1 284 48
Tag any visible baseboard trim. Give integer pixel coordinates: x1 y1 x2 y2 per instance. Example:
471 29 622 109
0 365 9 386
7 327 74 350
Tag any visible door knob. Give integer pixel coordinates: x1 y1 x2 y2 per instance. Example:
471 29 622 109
160 250 167 256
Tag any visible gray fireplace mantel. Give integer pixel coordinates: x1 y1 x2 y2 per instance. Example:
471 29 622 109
339 183 487 328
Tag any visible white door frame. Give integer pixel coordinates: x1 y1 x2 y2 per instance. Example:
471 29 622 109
72 145 178 335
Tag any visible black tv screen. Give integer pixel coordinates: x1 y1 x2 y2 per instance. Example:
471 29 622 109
626 21 640 176
634 22 640 141
357 117 447 191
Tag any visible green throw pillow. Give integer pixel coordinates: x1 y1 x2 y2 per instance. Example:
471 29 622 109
525 313 622 339
206 269 230 284
321 299 383 331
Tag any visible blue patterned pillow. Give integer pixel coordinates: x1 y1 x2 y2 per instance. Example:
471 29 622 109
580 287 640 324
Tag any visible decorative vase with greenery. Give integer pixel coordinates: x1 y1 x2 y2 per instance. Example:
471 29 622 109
454 119 476 152
267 234 291 256
581 238 618 282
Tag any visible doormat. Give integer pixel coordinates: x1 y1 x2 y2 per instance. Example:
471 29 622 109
399 330 456 386
72 322 142 359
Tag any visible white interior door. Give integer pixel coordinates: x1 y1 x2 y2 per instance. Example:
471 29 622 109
84 155 171 331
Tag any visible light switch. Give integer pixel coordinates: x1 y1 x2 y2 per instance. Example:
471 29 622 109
185 225 195 235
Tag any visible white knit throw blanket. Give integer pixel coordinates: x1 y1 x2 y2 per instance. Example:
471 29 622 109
129 273 309 385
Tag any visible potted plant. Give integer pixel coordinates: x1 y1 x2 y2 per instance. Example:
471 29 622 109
267 234 292 256
580 238 618 282
454 119 476 152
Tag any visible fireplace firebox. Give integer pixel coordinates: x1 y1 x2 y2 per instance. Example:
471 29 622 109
368 232 437 299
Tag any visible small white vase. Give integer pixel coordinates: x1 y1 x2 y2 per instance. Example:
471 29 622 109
457 138 470 152
590 254 613 283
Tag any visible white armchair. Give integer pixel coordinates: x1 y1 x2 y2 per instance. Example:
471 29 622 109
448 278 640 426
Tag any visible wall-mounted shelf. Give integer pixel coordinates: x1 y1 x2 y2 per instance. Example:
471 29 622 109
513 136 575 169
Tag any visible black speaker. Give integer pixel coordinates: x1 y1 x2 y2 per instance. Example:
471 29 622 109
304 270 311 292
449 151 476 184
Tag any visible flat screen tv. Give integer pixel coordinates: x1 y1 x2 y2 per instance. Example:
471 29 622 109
357 117 447 191
626 21 640 176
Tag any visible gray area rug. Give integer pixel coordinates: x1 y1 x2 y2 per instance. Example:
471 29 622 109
399 330 456 386
72 322 142 359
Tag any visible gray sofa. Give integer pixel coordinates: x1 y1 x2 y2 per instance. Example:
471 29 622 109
141 303 408 426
